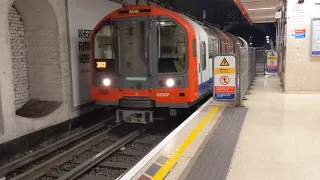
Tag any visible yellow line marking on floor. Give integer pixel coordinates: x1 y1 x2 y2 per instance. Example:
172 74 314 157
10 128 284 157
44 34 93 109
151 105 221 180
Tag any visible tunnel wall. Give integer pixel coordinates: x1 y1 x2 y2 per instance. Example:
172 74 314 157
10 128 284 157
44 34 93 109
14 0 63 102
9 6 29 109
284 1 320 93
0 86 3 135
0 0 110 144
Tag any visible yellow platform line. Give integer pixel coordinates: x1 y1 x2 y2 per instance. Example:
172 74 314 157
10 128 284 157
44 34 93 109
151 105 221 180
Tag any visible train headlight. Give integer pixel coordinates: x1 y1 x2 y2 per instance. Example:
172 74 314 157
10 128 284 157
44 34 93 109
166 79 175 87
103 78 111 86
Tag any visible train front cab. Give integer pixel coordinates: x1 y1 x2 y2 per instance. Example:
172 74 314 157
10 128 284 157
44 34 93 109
90 6 200 124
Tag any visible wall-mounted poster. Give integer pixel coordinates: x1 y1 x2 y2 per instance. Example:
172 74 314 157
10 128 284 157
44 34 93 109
288 2 307 24
311 18 320 56
67 0 121 108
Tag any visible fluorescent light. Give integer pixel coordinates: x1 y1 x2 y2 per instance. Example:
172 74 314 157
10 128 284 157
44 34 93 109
254 20 276 23
247 7 277 11
251 15 275 19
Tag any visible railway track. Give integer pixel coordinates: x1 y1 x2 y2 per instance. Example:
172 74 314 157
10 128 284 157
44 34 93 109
1 122 170 180
1 108 192 180
69 129 167 180
0 116 116 179
54 126 146 180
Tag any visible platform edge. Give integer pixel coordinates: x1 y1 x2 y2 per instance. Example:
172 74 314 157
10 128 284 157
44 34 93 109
116 98 214 180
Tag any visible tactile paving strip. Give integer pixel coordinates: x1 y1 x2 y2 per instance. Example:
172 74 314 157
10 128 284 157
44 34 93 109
183 107 248 180
137 155 177 180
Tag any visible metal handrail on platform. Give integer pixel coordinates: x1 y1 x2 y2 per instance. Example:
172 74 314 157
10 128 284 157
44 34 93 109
238 47 256 104
239 47 256 104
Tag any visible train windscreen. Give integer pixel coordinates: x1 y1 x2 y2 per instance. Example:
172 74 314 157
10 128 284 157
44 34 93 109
157 21 187 73
93 20 118 73
93 19 149 75
93 18 187 75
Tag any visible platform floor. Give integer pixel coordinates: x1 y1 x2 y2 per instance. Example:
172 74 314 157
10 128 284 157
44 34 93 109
180 107 248 180
226 74 320 180
119 74 320 180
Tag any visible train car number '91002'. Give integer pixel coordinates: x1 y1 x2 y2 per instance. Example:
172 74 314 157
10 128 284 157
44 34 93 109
156 93 169 97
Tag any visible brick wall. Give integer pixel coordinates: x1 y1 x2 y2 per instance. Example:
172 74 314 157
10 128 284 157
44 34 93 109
9 6 29 109
25 29 62 102
13 0 63 102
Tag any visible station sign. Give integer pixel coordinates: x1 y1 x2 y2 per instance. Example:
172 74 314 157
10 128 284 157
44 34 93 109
213 55 237 102
266 50 278 73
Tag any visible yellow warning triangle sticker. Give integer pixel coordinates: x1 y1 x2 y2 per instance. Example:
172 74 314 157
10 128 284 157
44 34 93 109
220 58 229 66
270 52 275 56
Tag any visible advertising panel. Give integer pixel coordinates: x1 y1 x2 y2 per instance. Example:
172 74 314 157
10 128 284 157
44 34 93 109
311 18 320 56
67 0 121 107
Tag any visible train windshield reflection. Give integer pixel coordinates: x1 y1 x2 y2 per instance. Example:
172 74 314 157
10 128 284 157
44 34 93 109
157 21 187 73
94 20 117 73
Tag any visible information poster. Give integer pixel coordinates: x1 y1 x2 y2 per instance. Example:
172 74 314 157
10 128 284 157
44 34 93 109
288 2 307 24
67 0 121 107
311 18 320 56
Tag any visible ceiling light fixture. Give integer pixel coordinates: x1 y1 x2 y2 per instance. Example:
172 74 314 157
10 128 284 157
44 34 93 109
251 15 276 19
247 7 277 11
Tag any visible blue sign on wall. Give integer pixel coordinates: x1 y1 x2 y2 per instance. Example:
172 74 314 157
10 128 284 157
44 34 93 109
312 51 320 55
294 29 306 39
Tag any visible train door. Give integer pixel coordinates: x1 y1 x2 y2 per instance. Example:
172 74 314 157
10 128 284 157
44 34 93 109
183 19 202 85
196 30 209 84
118 17 154 91
200 41 208 82
181 17 207 84
191 27 202 85
196 33 202 84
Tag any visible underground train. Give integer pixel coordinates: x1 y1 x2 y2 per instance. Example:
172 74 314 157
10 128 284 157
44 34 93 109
90 5 248 124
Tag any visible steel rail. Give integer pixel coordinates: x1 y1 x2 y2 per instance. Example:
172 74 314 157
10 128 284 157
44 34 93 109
57 128 146 180
10 123 121 180
0 116 115 177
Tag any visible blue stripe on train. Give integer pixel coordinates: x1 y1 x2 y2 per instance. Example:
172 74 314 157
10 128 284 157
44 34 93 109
198 78 213 96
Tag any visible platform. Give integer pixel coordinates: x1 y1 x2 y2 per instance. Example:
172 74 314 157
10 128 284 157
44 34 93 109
118 98 247 180
117 93 248 179
118 74 320 180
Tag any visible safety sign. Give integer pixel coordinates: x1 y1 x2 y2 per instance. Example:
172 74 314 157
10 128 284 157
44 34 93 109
213 55 237 101
291 29 306 39
220 76 229 85
220 58 229 66
266 51 278 73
